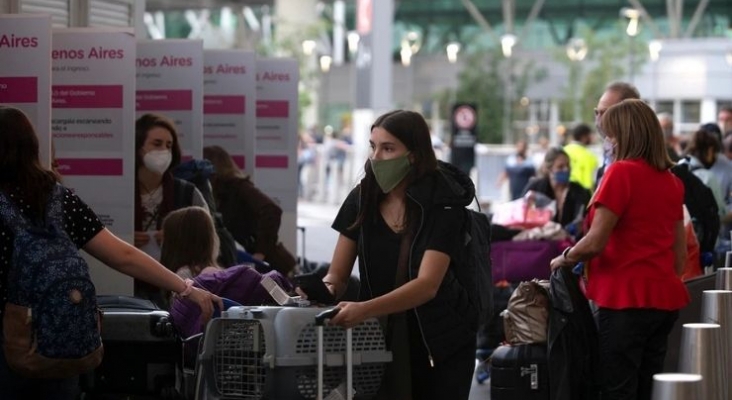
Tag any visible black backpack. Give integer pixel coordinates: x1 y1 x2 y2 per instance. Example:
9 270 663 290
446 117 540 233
456 208 494 327
671 161 720 258
173 160 238 268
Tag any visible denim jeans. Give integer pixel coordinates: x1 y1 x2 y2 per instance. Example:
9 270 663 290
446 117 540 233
0 348 79 400
596 307 679 400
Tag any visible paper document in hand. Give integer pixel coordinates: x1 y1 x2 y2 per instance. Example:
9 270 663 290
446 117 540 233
260 275 308 306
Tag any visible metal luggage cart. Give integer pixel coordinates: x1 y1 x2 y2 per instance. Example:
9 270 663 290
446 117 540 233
195 306 392 400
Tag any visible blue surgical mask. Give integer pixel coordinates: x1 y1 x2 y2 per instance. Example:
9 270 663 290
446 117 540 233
602 137 616 165
553 170 570 184
595 114 606 139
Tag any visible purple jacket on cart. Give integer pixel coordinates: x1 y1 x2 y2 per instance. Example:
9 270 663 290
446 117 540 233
169 265 293 338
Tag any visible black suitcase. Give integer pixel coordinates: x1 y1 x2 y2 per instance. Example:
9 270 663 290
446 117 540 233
80 295 181 399
475 283 515 384
490 343 549 400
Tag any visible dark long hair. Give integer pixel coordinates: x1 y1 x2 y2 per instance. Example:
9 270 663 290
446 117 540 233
687 128 722 168
353 110 438 232
160 206 219 275
134 113 183 231
203 145 247 188
0 106 58 217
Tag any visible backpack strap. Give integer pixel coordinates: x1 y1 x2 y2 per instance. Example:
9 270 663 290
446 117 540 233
0 190 31 235
174 178 196 210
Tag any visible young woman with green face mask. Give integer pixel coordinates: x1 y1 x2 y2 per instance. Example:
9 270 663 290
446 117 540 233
305 110 478 399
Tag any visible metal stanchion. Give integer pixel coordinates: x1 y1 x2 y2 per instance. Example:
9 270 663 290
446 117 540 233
652 373 703 400
717 267 732 290
678 323 726 400
701 290 732 399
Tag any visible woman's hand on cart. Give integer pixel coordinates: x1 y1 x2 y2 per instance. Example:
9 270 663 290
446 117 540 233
329 302 369 329
187 287 223 328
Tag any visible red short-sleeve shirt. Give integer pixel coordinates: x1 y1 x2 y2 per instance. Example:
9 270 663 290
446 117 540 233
586 159 689 310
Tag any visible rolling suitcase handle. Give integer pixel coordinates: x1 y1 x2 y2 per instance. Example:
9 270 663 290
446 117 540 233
315 308 353 400
298 226 307 270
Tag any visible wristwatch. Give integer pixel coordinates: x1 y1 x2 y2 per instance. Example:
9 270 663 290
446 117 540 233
562 246 573 262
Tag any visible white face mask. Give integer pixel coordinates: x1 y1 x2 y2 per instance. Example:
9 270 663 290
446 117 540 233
143 150 172 175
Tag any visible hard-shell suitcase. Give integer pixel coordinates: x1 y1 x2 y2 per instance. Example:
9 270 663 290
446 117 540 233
490 343 549 400
80 295 180 399
491 240 560 282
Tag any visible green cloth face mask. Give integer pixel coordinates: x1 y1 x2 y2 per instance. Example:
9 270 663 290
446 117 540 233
370 152 412 193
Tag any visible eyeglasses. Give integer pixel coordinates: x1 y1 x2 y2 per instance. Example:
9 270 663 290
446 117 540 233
594 108 606 117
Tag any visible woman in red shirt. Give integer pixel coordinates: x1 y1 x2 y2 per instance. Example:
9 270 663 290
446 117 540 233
551 99 689 400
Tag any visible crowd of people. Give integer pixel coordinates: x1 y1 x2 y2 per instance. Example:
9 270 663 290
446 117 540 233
0 78 729 399
501 85 732 267
495 82 731 399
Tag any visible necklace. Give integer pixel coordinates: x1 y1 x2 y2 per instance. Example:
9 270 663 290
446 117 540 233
140 180 162 196
381 200 405 232
140 183 163 213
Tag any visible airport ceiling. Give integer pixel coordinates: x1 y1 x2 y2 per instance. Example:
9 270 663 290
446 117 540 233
390 0 732 45
393 0 732 24
145 0 732 21
144 0 732 45
145 0 274 11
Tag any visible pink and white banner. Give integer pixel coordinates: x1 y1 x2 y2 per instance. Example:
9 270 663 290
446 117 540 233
0 14 51 166
203 50 256 176
52 28 136 295
137 40 204 159
255 58 299 253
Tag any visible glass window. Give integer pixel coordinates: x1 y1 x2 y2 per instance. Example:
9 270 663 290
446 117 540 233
717 100 732 111
681 101 701 123
656 101 674 115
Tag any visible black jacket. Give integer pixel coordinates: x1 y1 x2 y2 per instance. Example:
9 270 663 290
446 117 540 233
523 177 591 228
212 175 283 256
547 267 599 400
358 161 476 365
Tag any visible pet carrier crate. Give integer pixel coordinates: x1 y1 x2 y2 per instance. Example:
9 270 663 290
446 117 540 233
195 306 392 400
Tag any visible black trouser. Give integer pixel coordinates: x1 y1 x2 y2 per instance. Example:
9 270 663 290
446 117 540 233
596 307 679 400
408 314 475 400
410 339 475 400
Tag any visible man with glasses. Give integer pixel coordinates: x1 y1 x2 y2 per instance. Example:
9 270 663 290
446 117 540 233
594 82 721 272
718 105 732 136
594 82 640 187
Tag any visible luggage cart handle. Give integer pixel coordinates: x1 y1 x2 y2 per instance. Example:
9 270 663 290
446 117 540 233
317 307 353 400
315 307 340 326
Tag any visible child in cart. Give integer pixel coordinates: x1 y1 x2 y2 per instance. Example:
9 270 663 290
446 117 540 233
160 206 293 338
